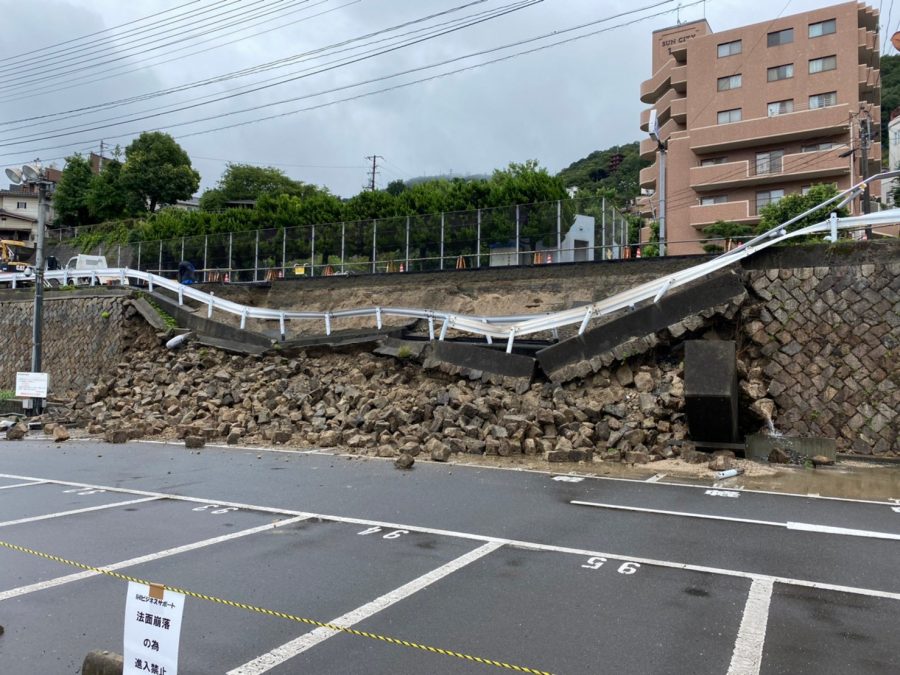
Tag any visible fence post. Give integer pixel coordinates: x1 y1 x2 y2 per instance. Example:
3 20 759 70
158 241 162 276
137 241 141 271
117 244 121 268
203 235 208 281
180 236 185 263
254 229 259 282
601 197 606 260
515 205 520 265
476 208 481 268
283 227 288 277
556 200 561 263
405 215 410 271
340 222 346 274
228 232 233 276
440 212 445 270
371 219 377 274
310 225 315 277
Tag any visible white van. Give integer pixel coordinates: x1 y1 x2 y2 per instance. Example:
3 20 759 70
64 255 122 285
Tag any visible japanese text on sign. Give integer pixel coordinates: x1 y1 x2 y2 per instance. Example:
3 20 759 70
124 582 185 675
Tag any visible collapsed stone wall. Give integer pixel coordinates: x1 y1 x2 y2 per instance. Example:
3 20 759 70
0 291 156 395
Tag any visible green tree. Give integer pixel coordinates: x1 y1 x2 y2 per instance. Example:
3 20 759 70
557 142 649 204
85 159 143 222
386 179 407 196
756 183 848 237
198 188 227 212
53 154 95 227
214 163 309 201
701 220 755 253
120 132 200 212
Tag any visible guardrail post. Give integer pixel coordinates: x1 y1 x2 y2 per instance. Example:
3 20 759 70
375 306 382 330
372 219 377 274
240 309 247 330
438 317 449 341
207 293 214 318
148 275 153 292
405 216 410 272
279 313 286 342
506 328 516 354
324 312 331 336
158 241 162 276
340 222 346 274
428 316 435 341
578 307 593 335
178 285 184 305
254 230 259 282
119 268 125 285
90 270 96 286
203 235 208 282
440 212 445 270
483 318 492 344
310 225 315 277
476 208 481 268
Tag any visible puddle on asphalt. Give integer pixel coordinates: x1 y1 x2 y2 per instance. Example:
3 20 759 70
452 455 900 502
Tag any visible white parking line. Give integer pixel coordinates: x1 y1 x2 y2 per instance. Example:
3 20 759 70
0 516 309 602
2 473 899 602
0 480 45 490
0 497 159 528
228 542 502 674
571 500 900 541
727 579 773 675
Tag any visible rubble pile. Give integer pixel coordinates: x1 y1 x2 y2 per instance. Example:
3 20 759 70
49 339 777 464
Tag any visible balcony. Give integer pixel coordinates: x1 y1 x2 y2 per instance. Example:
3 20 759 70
690 147 850 192
690 105 849 154
859 64 879 93
689 201 755 227
639 63 686 104
640 88 682 131
671 97 687 125
858 27 877 58
639 164 657 191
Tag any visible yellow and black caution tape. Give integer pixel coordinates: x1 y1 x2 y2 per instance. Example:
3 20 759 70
0 539 554 674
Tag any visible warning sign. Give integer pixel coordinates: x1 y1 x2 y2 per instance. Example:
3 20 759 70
124 582 185 675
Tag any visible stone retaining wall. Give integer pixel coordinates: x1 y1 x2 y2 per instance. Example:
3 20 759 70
0 290 154 395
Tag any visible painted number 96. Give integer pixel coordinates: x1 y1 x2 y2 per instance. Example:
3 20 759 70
581 557 641 575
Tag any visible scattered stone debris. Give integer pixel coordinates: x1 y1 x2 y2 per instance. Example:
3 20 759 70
394 453 415 470
811 455 835 467
5 422 27 441
52 425 70 443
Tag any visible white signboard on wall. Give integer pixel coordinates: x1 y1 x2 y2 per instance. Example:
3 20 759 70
15 372 48 398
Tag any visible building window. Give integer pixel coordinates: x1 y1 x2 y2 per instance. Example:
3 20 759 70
767 64 794 82
700 195 728 205
767 28 794 47
809 55 837 74
757 189 785 211
767 99 794 116
801 142 836 152
717 74 742 91
717 108 742 124
809 19 836 38
16 202 27 209
717 40 742 57
700 157 729 166
756 150 784 175
809 91 838 109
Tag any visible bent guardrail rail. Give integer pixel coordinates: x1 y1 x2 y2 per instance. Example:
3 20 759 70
2 172 898 352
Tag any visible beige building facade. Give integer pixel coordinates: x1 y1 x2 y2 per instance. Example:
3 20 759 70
638 2 881 254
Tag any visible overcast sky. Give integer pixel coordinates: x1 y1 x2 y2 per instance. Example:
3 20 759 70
0 0 891 197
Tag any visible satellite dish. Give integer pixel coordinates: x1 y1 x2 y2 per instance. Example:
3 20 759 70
892 32 900 52
22 163 41 180
5 167 22 184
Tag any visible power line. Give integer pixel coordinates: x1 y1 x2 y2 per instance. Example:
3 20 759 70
192 155 366 169
5 0 688 158
0 0 543 147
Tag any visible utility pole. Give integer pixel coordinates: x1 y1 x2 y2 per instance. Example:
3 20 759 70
99 140 105 172
365 155 383 191
860 115 872 238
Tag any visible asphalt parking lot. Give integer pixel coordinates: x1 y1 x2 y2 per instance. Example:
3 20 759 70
0 439 898 674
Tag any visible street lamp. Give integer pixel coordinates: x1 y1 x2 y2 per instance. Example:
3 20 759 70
648 109 667 256
5 160 49 414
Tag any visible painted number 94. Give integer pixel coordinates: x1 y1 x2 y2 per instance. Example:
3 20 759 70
581 557 641 575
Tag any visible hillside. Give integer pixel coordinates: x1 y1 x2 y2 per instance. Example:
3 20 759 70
556 142 649 203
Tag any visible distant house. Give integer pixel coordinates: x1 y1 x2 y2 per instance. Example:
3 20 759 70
0 174 58 242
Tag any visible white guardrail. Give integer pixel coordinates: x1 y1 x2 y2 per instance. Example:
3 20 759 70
2 173 899 353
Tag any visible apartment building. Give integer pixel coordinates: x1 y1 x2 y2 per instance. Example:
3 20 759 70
638 2 881 254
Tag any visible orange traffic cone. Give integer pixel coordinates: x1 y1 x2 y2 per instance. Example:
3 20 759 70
399 263 405 273
224 273 230 283
636 248 642 259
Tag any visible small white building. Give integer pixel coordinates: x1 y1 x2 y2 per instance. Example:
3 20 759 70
0 190 41 241
489 214 596 266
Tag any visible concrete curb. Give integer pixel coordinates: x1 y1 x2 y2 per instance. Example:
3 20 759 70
81 650 123 675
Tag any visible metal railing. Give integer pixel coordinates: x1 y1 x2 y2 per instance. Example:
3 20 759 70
5 172 898 353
